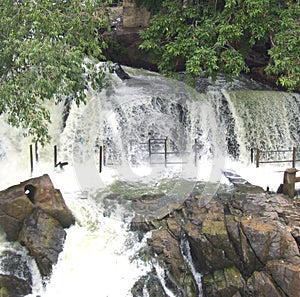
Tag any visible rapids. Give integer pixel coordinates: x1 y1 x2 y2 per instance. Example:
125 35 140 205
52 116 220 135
0 66 299 296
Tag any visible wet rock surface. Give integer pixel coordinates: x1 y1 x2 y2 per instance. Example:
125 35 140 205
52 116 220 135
0 251 32 297
131 182 300 297
0 174 74 295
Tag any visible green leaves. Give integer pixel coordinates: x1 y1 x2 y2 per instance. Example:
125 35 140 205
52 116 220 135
139 0 300 91
265 2 300 91
0 0 111 143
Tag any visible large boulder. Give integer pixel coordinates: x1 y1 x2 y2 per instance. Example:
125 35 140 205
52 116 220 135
18 207 66 277
0 174 74 243
20 174 75 228
0 185 34 241
0 174 75 295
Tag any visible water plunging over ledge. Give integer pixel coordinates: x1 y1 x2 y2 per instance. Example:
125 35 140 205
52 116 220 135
0 66 299 296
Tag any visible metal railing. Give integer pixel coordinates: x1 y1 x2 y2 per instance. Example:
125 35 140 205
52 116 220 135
251 147 300 168
29 137 200 174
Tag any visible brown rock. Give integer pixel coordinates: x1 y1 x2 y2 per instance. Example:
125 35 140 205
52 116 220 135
18 207 66 276
246 271 284 297
0 186 34 241
149 228 198 296
202 267 245 297
20 174 75 228
267 259 300 297
0 274 31 297
241 217 299 264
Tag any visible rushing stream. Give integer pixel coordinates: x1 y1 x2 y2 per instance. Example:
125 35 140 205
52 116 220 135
0 66 299 296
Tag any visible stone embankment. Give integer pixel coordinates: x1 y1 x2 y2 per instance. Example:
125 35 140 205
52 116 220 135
0 174 74 297
131 182 300 297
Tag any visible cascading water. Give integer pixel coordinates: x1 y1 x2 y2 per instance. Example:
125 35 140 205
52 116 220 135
0 66 300 297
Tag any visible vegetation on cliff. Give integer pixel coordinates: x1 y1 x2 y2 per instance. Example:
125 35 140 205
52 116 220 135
0 0 111 143
138 0 300 91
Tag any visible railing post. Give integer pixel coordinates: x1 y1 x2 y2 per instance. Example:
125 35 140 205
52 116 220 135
99 146 103 173
103 145 106 166
35 140 39 163
30 144 33 174
250 148 254 164
194 139 197 166
164 137 168 166
256 149 260 168
54 145 57 167
148 139 151 158
292 147 296 168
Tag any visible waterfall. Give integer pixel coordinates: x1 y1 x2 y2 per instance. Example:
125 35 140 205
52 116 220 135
0 66 300 297
181 238 203 297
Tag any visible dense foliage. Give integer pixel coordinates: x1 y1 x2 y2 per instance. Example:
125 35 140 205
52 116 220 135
0 0 111 143
139 0 300 91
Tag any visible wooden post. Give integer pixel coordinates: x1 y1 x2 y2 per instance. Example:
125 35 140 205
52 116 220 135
164 137 168 166
250 148 253 164
103 145 106 166
292 147 296 168
54 145 57 167
194 139 197 166
99 146 103 173
256 149 260 168
148 139 151 157
30 144 33 174
35 140 38 163
165 137 170 151
282 168 298 198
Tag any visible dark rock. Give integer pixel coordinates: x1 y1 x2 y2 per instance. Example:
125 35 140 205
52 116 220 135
0 251 32 286
246 270 284 297
135 189 300 297
103 28 157 71
148 228 198 296
267 259 300 297
131 269 168 297
0 185 34 241
0 274 31 297
18 207 66 277
111 63 130 80
202 267 245 297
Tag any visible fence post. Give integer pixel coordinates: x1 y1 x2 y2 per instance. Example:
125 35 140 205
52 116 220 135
292 147 296 168
35 140 39 163
30 144 33 174
148 139 151 158
256 149 260 168
54 145 57 167
194 139 197 166
99 146 103 173
250 148 254 164
164 137 168 166
103 145 106 166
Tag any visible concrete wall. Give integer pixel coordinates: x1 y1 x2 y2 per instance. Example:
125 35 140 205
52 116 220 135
123 0 150 28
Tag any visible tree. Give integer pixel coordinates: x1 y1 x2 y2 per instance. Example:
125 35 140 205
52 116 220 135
0 0 111 144
139 0 300 91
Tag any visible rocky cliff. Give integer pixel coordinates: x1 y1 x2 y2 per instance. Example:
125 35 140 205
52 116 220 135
130 183 300 297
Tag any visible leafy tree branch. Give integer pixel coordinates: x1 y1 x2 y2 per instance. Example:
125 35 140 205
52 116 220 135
139 0 300 91
0 0 112 144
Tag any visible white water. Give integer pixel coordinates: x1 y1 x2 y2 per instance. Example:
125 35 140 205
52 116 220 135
0 67 299 297
181 238 203 297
